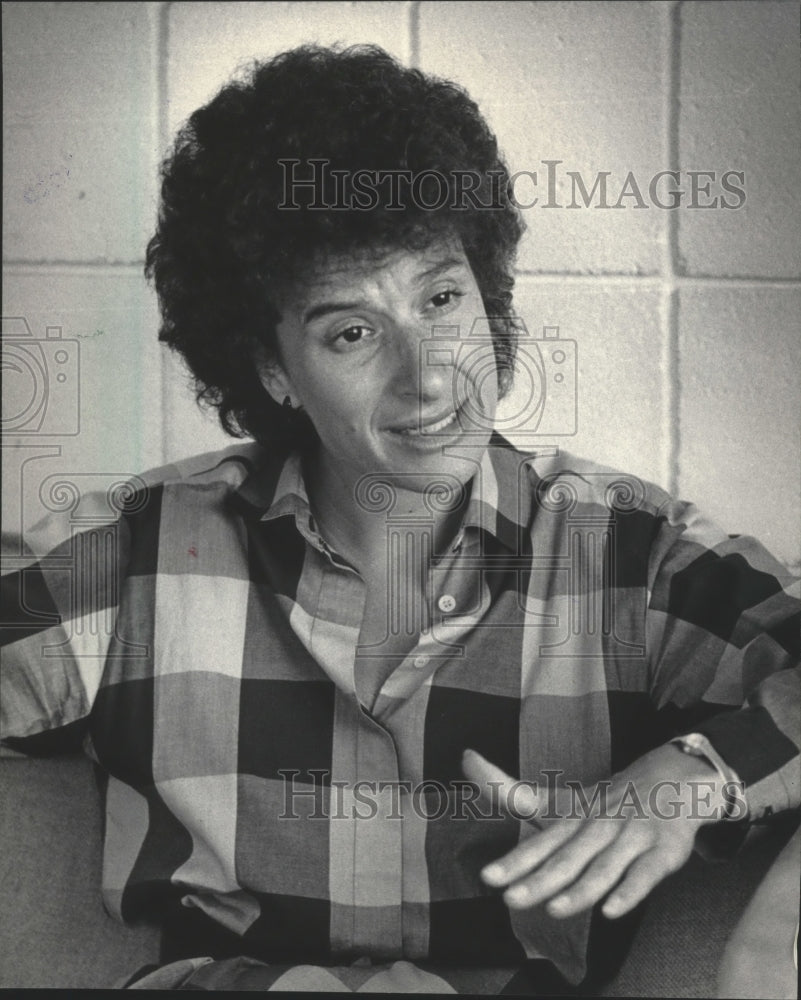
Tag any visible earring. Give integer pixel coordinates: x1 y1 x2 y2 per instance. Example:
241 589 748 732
282 395 293 409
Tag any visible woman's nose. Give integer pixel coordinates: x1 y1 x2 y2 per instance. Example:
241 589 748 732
393 319 456 401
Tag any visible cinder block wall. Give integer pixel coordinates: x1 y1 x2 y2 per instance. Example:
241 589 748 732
3 1 799 569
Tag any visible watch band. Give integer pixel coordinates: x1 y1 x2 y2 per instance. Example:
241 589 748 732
670 732 745 820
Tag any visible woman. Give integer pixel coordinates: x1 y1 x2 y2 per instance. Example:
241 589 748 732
3 44 798 993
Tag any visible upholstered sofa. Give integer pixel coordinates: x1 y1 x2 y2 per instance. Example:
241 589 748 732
0 754 797 995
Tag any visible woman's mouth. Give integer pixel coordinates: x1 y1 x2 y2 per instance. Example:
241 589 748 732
383 405 474 452
395 408 460 437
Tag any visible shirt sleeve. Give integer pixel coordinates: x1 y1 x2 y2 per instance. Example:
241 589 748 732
644 498 800 822
0 484 136 756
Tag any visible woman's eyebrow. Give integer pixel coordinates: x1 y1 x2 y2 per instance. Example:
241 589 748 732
414 257 467 283
302 300 362 325
301 257 467 324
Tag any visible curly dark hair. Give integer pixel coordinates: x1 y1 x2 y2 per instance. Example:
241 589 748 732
145 44 526 452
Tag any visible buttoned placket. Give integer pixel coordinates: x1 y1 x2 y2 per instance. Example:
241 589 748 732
365 534 483 709
292 504 485 701
295 521 408 954
301 520 481 953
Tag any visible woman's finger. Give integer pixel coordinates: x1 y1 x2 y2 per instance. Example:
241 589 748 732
543 823 652 917
601 844 687 918
490 814 624 908
461 748 543 818
480 820 579 889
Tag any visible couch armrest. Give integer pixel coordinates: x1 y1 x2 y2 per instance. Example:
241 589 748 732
599 816 800 998
0 755 160 988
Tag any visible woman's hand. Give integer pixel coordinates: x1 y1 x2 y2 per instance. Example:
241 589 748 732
462 744 737 920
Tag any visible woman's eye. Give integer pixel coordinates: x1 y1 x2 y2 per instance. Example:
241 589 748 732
336 325 371 345
430 289 462 309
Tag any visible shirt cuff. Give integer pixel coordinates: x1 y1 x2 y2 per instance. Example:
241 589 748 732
693 705 800 822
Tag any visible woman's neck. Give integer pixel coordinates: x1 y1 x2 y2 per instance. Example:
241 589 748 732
303 448 469 572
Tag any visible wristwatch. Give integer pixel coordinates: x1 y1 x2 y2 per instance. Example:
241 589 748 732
670 732 745 820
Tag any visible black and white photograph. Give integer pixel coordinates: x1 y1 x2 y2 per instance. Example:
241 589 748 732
1 2 799 995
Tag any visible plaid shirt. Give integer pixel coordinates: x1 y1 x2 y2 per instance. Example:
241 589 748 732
2 434 799 986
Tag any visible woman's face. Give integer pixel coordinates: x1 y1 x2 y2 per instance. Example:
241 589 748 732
260 238 499 491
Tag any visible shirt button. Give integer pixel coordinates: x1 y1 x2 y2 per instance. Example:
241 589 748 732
413 655 429 669
438 594 456 613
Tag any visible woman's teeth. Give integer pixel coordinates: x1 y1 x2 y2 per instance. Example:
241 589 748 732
401 410 458 435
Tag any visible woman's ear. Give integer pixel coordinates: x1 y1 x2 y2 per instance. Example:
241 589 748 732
257 357 296 409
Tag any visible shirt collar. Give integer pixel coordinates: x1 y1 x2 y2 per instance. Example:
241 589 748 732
231 448 309 521
233 433 539 553
459 432 538 552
